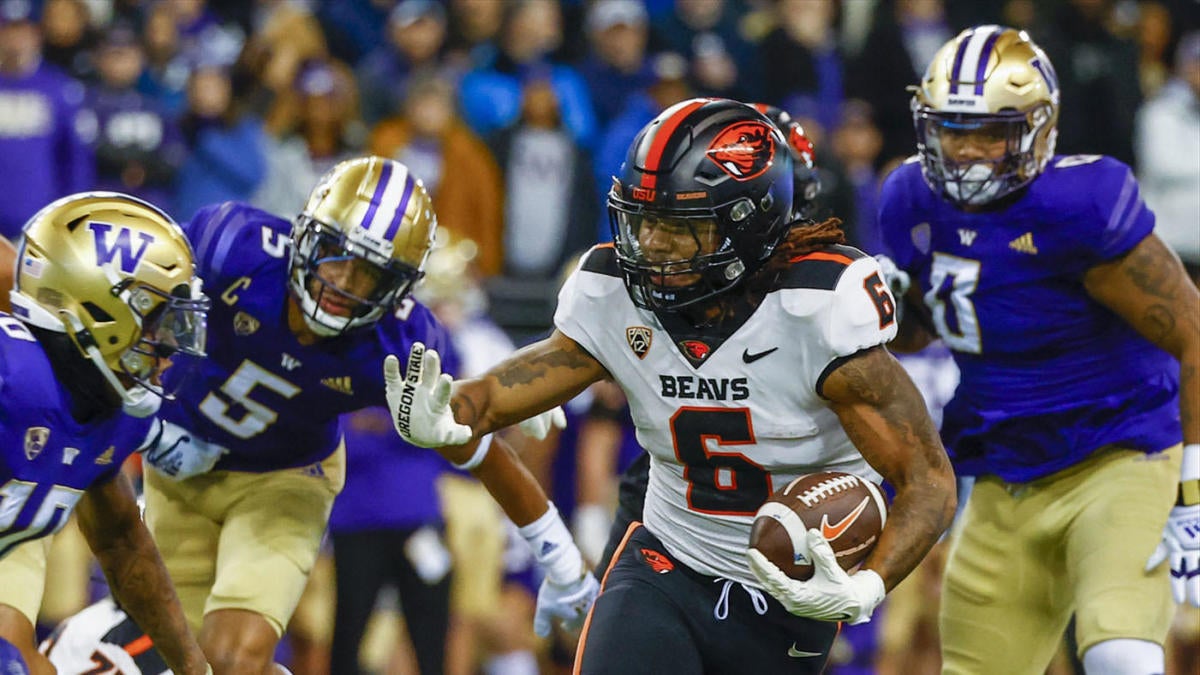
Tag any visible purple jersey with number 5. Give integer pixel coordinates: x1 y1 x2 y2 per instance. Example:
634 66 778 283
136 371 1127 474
159 202 458 473
879 155 1180 482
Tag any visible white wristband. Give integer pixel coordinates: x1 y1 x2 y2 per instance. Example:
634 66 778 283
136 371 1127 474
518 502 585 584
1182 443 1199 483
451 434 493 471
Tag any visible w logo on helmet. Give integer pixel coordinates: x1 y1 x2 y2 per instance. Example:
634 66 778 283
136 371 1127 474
706 121 776 181
89 221 155 274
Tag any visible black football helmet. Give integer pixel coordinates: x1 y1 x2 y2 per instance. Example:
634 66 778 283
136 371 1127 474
752 103 821 220
608 98 794 312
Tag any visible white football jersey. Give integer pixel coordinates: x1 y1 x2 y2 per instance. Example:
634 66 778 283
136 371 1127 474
40 597 168 675
555 245 898 586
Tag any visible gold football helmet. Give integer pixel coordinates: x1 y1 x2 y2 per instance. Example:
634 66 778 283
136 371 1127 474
9 192 210 417
911 25 1059 206
290 156 437 335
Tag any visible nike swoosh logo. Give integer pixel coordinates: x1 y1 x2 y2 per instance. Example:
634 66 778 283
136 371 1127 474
742 347 779 363
820 496 871 541
787 643 823 658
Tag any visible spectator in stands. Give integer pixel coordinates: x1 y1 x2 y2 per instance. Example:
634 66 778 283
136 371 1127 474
138 0 191 115
846 0 953 169
370 74 505 275
1136 0 1176 98
0 0 93 240
240 0 330 136
488 76 598 280
1136 30 1200 280
443 0 505 67
830 99 885 253
173 55 266 221
314 0 391 66
759 0 844 139
253 57 362 217
40 0 95 81
650 0 760 101
357 0 452 127
83 21 186 215
579 0 655 130
1038 0 1142 165
457 0 596 149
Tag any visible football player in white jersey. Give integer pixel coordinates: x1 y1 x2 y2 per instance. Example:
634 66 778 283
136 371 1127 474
386 98 957 673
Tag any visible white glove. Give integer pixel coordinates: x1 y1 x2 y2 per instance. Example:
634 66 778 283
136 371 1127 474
520 502 600 636
747 529 885 625
572 503 614 568
873 254 911 297
533 571 601 637
384 342 472 448
141 419 229 481
518 406 567 440
1146 503 1200 606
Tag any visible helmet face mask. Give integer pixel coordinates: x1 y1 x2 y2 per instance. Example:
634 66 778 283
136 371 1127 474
9 192 210 416
119 282 208 393
911 26 1059 207
608 98 793 312
609 198 746 311
289 157 436 336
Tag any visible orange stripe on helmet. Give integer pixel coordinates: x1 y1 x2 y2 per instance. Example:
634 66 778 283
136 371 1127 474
640 100 708 189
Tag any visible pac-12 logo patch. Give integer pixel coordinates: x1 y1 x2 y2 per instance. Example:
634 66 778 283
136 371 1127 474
706 121 776 181
24 427 49 460
626 326 652 359
233 311 260 336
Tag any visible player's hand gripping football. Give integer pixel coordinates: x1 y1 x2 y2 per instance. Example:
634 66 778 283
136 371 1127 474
1146 503 1200 606
747 529 885 625
384 342 472 448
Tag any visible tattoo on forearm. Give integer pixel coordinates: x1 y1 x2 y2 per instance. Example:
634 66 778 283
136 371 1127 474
494 349 594 388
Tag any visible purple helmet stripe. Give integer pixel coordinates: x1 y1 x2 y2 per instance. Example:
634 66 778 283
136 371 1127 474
950 27 974 91
360 161 393 231
974 31 1002 94
383 172 416 242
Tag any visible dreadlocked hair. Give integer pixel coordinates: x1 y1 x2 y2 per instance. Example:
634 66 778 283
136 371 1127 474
749 217 847 294
693 218 847 326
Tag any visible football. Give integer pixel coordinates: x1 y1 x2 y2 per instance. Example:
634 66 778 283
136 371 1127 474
749 471 888 581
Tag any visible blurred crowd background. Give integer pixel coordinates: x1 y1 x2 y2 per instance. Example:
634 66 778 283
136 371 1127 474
2 0 1197 674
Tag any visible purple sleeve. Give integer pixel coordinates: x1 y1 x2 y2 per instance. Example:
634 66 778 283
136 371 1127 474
1086 160 1156 264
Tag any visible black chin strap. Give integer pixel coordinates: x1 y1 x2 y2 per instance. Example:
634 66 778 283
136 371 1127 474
30 326 122 422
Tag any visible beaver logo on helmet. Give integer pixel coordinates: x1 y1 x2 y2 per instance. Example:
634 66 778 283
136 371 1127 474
706 121 776 181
